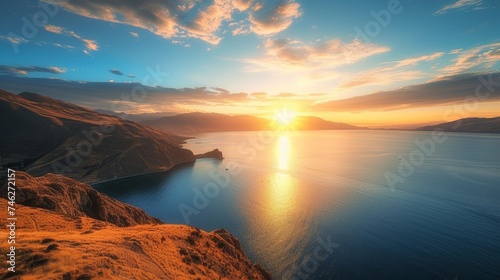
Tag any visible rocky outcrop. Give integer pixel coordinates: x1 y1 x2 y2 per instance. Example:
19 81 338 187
195 148 224 159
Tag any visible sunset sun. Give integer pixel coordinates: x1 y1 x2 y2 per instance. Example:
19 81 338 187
274 109 297 128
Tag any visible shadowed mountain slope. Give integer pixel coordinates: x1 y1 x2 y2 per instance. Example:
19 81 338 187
0 90 195 183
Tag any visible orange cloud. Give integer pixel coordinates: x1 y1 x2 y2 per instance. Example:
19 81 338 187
249 1 301 35
395 52 445 67
54 0 301 45
44 24 99 53
440 42 500 75
244 38 390 72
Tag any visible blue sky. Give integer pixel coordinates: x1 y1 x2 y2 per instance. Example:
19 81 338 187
1 0 499 125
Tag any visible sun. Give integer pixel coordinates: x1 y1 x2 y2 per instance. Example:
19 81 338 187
273 109 297 129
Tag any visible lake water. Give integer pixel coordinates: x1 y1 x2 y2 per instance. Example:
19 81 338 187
94 130 500 279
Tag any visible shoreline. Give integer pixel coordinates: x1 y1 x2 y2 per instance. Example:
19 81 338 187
89 159 197 187
90 149 223 187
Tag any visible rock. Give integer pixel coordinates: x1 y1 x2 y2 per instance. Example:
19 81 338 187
195 149 224 160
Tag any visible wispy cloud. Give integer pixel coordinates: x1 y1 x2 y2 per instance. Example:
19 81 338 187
0 35 29 45
0 65 66 76
313 72 500 112
338 67 425 89
129 32 139 38
110 69 135 78
244 38 390 72
439 42 500 76
396 52 445 67
337 52 445 89
51 0 302 45
434 0 483 15
44 24 99 53
0 75 321 114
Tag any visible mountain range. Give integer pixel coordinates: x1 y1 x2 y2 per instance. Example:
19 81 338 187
142 112 364 134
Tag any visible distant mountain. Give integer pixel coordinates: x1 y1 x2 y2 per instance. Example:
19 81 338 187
417 117 500 133
0 90 195 183
142 112 270 133
292 116 365 130
142 112 364 134
95 109 179 122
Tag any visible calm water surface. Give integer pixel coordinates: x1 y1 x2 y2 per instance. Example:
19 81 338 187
94 130 500 279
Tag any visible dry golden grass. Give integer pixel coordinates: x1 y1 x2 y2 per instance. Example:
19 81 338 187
0 199 271 280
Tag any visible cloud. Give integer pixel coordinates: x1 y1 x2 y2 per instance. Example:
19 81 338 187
232 25 250 35
313 72 500 112
338 67 425 89
44 24 99 52
440 42 500 75
0 75 321 114
233 0 253 11
48 0 301 45
110 69 135 78
434 0 483 15
129 32 139 38
0 65 66 76
2 72 499 115
395 52 445 67
0 35 29 45
244 38 390 72
249 0 301 35
110 69 124 76
337 52 445 89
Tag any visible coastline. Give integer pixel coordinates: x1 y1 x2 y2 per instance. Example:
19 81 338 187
90 148 223 186
89 159 196 187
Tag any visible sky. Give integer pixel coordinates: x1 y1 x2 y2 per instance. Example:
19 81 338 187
1 0 499 126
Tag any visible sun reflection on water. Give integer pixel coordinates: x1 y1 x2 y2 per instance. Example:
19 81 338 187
249 134 308 272
277 135 290 171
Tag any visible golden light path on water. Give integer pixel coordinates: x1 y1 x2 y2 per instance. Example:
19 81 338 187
241 133 312 277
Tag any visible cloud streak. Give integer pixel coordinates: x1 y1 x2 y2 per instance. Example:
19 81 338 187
435 0 483 15
440 42 500 75
0 75 320 114
44 24 99 53
313 72 500 112
0 65 66 76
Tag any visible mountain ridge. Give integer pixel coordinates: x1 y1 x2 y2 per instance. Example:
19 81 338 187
0 90 195 183
417 117 500 133
142 112 364 134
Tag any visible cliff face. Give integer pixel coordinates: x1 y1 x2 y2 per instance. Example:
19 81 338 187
5 172 161 226
0 90 195 183
0 172 271 280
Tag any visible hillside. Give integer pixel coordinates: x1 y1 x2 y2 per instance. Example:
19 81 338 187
0 172 271 280
417 117 500 133
142 112 363 134
0 90 195 183
292 116 364 130
142 112 269 134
